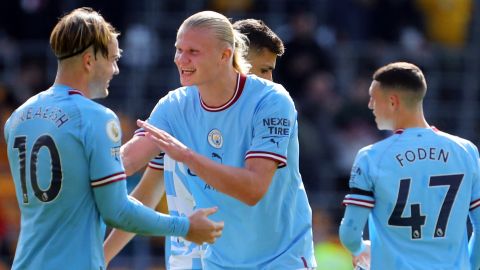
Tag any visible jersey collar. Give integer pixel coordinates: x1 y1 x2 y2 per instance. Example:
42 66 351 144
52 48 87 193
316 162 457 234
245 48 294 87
52 84 85 96
394 126 439 135
200 73 247 112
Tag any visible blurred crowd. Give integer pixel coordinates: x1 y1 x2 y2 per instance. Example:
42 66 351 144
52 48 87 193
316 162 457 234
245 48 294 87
0 0 478 268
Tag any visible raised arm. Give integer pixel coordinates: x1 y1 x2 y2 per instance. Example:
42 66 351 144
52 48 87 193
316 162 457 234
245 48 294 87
103 167 165 265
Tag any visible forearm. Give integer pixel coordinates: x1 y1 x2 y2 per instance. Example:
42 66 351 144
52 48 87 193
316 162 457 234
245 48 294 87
187 152 274 205
469 208 480 270
121 137 159 176
95 181 188 237
103 168 165 263
339 205 371 255
130 167 165 207
104 229 135 264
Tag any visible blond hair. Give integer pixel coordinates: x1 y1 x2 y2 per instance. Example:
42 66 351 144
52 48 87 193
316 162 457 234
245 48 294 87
50 7 119 60
179 11 250 74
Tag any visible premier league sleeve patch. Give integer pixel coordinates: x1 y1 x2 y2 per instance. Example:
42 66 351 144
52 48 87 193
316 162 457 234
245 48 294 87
106 120 121 143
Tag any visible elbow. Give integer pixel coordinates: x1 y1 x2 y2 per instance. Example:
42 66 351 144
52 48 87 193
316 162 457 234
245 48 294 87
98 201 128 228
243 189 268 206
102 211 120 228
244 197 260 206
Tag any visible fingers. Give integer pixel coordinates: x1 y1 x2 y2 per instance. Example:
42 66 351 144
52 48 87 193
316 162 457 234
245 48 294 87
201 207 219 217
214 221 224 231
212 228 222 237
137 119 159 135
137 119 157 133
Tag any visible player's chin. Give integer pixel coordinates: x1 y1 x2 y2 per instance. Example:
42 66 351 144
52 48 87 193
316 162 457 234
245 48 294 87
180 78 194 87
96 89 109 99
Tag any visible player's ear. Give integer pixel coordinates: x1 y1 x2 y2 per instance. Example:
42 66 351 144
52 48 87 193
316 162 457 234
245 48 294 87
82 50 94 72
221 47 232 62
389 94 400 110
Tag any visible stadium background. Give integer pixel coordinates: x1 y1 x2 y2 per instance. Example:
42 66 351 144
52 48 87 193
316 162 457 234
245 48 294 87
0 0 478 269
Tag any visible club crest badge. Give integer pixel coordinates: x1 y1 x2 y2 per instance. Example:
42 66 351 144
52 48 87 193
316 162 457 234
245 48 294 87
207 129 223 149
106 120 121 142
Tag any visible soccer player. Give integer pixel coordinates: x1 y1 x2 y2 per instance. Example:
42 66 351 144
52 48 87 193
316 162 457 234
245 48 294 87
112 10 316 269
3 7 222 270
339 62 480 269
232 18 284 81
104 17 289 269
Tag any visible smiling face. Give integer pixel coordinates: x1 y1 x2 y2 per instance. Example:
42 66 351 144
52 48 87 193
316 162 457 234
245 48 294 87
89 37 121 99
174 26 226 87
247 47 277 81
368 80 395 130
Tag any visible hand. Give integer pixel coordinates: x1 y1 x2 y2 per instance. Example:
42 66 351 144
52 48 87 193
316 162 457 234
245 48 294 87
137 119 191 163
185 207 224 245
353 240 371 269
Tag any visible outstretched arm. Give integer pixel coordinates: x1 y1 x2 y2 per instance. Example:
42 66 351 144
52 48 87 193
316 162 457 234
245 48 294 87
94 175 223 242
138 120 277 206
103 167 165 265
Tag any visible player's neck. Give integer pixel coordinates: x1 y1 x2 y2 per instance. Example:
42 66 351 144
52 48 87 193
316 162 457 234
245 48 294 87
54 66 90 97
394 115 429 130
198 70 238 107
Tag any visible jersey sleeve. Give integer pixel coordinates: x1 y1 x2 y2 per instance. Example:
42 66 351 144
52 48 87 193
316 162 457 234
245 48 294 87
471 159 480 213
83 107 126 187
4 114 11 142
469 144 480 213
246 89 295 167
342 148 375 209
93 178 189 237
339 205 371 255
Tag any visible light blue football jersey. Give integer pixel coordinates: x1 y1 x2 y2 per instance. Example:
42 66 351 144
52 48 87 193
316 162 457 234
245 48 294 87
343 127 480 270
4 85 124 269
4 84 189 270
144 74 316 269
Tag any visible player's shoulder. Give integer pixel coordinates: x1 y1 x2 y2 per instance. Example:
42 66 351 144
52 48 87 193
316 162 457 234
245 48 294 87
82 99 116 116
12 91 45 113
436 129 479 154
359 134 398 156
159 86 193 106
247 74 288 95
79 98 119 122
246 75 294 106
5 91 46 127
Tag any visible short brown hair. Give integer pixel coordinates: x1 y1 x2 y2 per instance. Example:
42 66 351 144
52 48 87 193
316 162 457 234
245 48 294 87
373 62 427 102
233 19 284 56
50 7 119 60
